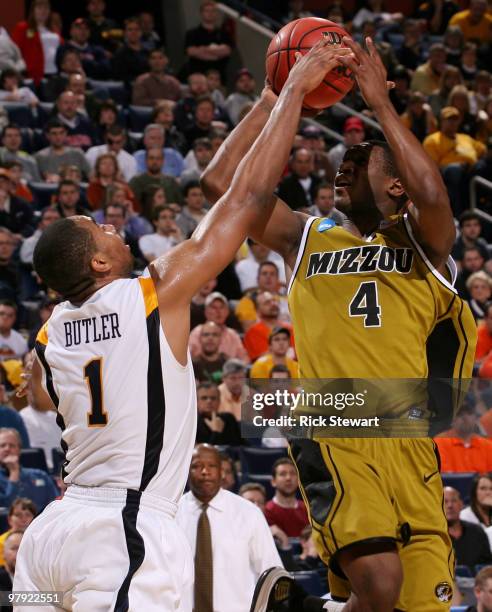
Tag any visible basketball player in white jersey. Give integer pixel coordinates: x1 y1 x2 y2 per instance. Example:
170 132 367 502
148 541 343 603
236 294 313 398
13 40 353 612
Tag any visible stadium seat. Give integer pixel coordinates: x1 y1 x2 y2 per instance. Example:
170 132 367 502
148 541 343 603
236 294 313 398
32 128 47 152
455 565 473 578
128 105 153 132
2 102 34 128
19 128 33 153
451 608 469 612
291 571 325 597
243 473 275 500
88 80 128 106
239 447 288 478
215 445 240 461
52 448 65 476
289 538 302 555
37 102 54 127
20 448 49 473
0 509 8 533
28 182 57 208
441 472 476 504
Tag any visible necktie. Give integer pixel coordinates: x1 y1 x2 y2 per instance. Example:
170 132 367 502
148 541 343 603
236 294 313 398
194 503 213 612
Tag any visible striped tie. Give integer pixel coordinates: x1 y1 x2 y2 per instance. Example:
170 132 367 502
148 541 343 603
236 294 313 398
194 503 213 612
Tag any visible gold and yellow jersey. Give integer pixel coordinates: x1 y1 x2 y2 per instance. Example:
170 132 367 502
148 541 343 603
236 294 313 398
288 215 477 382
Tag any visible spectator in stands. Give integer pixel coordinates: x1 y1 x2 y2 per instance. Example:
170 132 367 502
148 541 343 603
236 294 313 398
460 42 479 85
130 147 183 218
184 0 233 81
0 499 35 566
244 292 293 362
435 402 492 471
192 321 227 384
139 12 161 52
240 482 266 512
328 117 366 176
184 95 217 151
20 207 60 267
308 182 345 224
189 292 249 362
54 91 95 150
456 247 487 299
0 384 29 449
397 19 426 71
411 43 447 96
11 0 61 84
174 73 210 132
43 48 84 102
138 204 182 262
235 238 286 292
265 458 309 538
218 358 248 421
86 126 137 182
449 0 492 44
93 100 120 146
225 69 258 126
176 444 281 611
444 24 465 66
471 565 492 611
0 27 26 74
461 473 492 527
423 106 485 216
0 230 19 302
453 211 490 268
0 69 38 107
65 73 100 121
445 486 492 570
0 125 40 183
0 170 34 238
132 47 181 106
250 327 299 379
5 160 33 204
180 138 213 187
220 453 237 492
190 278 217 328
87 153 136 211
0 530 23 598
206 68 226 107
473 71 492 113
86 0 120 51
195 382 242 445
133 123 185 178
298 125 335 182
176 182 207 238
56 17 109 80
112 17 149 84
277 147 321 210
55 179 90 218
35 120 91 182
235 261 289 331
0 301 27 360
400 92 438 142
152 101 187 155
474 301 492 377
429 65 463 118
27 296 58 349
98 185 152 239
466 272 492 321
0 428 58 511
448 84 480 137
416 0 459 35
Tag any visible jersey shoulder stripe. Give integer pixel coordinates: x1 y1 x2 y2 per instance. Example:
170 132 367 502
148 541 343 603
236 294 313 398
36 322 49 346
139 277 158 317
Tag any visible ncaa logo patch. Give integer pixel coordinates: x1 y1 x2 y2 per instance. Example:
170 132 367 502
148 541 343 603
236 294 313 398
318 218 336 233
435 582 453 603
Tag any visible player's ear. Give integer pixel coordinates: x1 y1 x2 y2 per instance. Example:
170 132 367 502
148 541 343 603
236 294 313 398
90 251 112 274
388 177 405 199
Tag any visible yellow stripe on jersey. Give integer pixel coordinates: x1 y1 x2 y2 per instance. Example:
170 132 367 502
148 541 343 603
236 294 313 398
138 277 158 317
36 322 49 346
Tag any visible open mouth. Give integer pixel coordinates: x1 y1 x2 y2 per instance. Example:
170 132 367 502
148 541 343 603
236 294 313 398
334 177 351 188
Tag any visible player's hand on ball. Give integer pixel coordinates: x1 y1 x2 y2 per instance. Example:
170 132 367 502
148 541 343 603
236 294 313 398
340 37 395 111
286 37 355 95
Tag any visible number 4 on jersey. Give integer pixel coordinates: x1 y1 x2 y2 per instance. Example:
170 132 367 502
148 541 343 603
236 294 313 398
349 281 381 327
84 358 108 426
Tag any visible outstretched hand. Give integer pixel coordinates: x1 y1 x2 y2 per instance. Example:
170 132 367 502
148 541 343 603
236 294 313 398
340 37 395 111
285 36 355 95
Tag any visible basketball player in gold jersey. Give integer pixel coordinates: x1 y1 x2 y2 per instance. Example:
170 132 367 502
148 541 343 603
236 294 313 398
202 38 477 612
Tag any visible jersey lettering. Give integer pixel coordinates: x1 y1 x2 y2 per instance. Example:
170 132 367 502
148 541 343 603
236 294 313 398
64 313 121 347
306 246 413 279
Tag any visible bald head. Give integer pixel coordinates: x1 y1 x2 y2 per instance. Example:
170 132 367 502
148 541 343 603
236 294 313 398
200 321 222 356
291 147 314 179
444 486 463 523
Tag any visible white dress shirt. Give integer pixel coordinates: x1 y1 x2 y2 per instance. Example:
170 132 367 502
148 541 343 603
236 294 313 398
176 488 282 612
138 233 179 259
85 145 138 182
20 406 61 469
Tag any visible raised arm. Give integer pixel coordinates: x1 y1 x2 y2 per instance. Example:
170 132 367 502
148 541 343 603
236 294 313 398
342 37 455 270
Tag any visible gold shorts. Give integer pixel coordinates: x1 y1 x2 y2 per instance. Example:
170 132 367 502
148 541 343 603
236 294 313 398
289 437 454 612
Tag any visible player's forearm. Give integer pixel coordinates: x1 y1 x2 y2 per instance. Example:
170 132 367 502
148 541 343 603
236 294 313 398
200 93 274 203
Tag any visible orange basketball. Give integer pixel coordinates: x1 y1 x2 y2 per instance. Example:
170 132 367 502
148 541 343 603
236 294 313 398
265 17 354 111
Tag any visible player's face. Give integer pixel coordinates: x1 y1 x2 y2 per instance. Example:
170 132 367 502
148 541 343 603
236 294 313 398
334 145 379 217
272 464 298 496
476 477 492 508
241 489 265 511
189 449 222 501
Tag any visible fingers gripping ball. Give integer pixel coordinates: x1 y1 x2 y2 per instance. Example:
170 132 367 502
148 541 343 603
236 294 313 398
266 17 354 111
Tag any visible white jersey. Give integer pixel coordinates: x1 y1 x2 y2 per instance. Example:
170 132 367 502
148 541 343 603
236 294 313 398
35 277 196 503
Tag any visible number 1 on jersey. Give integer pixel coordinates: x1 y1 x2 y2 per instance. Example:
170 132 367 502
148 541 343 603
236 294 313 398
84 358 108 427
349 281 382 327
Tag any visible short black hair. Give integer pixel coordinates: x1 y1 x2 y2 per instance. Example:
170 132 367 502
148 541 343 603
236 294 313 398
33 218 96 299
1 124 21 139
46 119 67 133
57 179 80 195
183 181 202 197
258 260 279 276
314 181 333 199
366 140 408 210
272 457 294 478
0 299 17 312
459 210 481 227
152 204 174 221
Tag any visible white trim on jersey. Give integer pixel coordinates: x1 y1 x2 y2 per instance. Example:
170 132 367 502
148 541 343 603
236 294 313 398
287 216 318 295
403 214 458 294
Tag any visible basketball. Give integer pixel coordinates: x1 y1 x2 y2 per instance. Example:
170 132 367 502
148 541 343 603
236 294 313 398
265 17 354 111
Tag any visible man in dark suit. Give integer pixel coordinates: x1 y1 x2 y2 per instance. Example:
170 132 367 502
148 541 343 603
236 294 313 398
0 530 24 612
0 170 34 238
276 147 321 210
196 381 243 445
